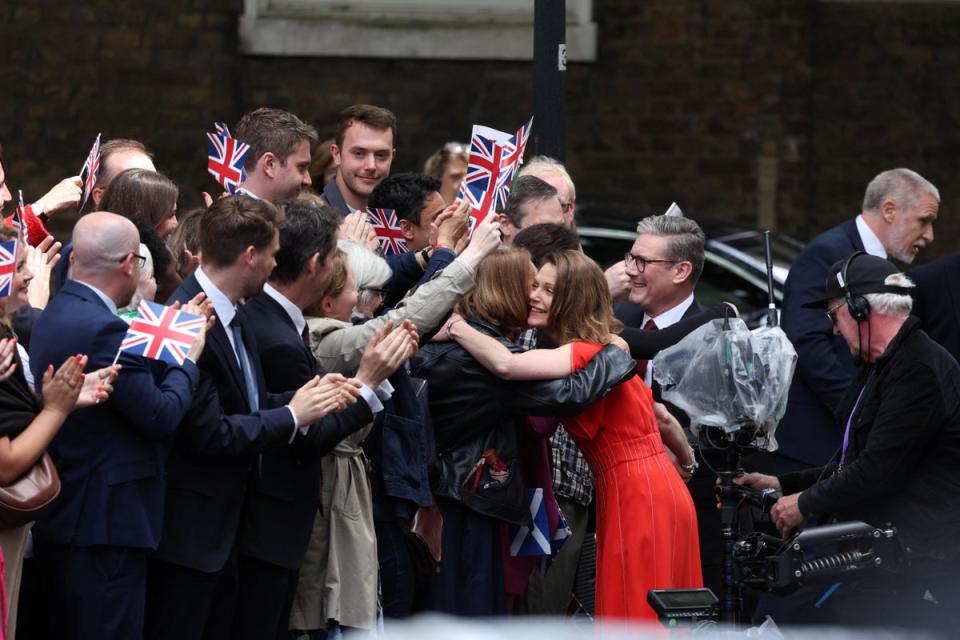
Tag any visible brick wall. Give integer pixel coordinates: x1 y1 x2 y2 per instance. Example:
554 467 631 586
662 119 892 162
1 0 958 257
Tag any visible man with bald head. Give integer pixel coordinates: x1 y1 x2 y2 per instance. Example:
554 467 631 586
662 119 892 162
29 212 209 639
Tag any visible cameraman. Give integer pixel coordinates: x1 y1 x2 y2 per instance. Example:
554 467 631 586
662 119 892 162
738 253 960 631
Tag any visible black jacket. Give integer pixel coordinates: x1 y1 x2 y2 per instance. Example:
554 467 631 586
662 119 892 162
410 317 636 524
781 317 960 564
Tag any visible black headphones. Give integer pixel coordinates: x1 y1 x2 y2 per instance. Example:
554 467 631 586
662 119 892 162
839 251 871 321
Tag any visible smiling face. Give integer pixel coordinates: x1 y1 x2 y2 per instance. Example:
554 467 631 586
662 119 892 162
624 232 687 317
6 243 33 313
332 122 395 206
527 262 556 329
324 265 358 322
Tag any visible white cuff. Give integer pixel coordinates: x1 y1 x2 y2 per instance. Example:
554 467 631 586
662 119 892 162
359 384 384 414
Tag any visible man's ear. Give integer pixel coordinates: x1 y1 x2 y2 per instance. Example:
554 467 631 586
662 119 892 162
672 260 693 285
260 152 278 180
330 143 342 167
91 185 106 208
398 219 416 242
242 245 257 267
879 197 898 224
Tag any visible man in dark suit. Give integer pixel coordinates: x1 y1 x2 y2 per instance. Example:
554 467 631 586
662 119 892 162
910 251 960 363
145 196 384 640
776 168 940 474
613 213 720 592
230 200 416 638
29 211 208 639
234 108 317 204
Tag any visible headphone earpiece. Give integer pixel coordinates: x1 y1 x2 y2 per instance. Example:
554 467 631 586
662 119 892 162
840 252 871 321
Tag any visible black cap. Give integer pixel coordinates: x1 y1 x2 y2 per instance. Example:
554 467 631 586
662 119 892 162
802 252 911 309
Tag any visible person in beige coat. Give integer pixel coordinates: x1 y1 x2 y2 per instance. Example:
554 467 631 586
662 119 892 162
289 215 503 632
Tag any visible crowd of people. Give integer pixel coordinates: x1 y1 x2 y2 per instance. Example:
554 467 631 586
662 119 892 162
0 104 959 640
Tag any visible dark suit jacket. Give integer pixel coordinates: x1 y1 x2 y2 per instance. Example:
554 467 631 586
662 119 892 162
322 177 456 308
778 219 866 467
910 251 960 364
614 297 704 430
29 280 199 549
155 273 300 572
237 292 374 569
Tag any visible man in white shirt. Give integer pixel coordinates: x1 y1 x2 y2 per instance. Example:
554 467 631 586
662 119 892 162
776 168 940 475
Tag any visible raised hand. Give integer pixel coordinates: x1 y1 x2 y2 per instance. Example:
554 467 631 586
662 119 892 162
457 212 502 268
354 321 417 389
288 374 359 425
341 211 379 251
34 176 83 216
434 200 470 250
0 337 17 382
41 355 87 415
25 235 63 310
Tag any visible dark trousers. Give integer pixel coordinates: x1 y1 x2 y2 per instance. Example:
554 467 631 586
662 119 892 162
144 553 239 640
36 542 147 640
375 518 433 618
230 555 298 640
424 497 505 616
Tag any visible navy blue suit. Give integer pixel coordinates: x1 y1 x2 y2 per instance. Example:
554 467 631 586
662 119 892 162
29 279 200 639
910 251 960 364
777 219 866 468
322 178 456 308
146 273 301 640
230 292 374 639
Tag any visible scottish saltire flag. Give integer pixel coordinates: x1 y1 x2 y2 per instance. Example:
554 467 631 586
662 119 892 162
552 507 571 554
459 117 534 225
207 123 250 195
509 488 552 557
79 133 101 210
367 208 408 256
0 240 17 298
12 191 26 244
119 301 204 366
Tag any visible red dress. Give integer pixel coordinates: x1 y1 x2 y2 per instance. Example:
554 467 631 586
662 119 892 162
566 341 702 620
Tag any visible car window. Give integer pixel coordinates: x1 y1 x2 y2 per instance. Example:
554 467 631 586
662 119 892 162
697 258 771 325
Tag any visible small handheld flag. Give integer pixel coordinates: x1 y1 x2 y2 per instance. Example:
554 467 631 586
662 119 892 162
119 301 205 366
12 191 26 245
207 122 250 195
509 488 552 557
367 208 408 256
79 133 102 211
0 240 18 298
459 117 534 226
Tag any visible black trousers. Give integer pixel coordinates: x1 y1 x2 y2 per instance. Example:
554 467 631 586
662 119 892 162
36 542 147 640
144 553 239 640
231 555 299 640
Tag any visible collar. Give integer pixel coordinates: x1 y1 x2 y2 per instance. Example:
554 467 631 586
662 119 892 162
263 283 306 335
322 178 352 215
643 293 695 329
195 266 238 327
73 280 119 315
235 186 264 201
856 215 887 259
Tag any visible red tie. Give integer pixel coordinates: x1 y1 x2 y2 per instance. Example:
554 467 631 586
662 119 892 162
636 318 657 379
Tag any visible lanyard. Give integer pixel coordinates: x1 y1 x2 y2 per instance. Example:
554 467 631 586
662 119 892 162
839 381 870 469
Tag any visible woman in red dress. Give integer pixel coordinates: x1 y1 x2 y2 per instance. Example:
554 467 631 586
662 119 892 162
446 250 703 620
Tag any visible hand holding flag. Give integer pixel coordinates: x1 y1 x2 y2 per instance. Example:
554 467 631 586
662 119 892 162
118 300 208 366
207 122 250 195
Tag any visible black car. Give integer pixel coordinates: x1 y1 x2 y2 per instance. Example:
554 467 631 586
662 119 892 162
575 205 805 328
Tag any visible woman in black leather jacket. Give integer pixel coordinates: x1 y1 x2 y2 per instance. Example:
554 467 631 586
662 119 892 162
410 248 636 616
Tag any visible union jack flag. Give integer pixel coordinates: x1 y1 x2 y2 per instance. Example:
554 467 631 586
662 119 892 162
0 240 17 298
79 133 101 211
11 190 26 245
460 117 534 225
367 208 408 256
119 301 205 366
207 123 250 195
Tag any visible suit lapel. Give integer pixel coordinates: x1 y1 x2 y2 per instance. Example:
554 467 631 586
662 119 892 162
256 294 317 378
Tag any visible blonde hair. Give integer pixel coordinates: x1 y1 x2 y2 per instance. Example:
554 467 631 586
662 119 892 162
317 248 349 301
543 250 620 345
456 248 534 337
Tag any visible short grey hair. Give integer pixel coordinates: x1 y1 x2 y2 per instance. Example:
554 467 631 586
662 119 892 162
863 272 914 317
635 215 706 285
518 156 576 201
338 240 391 290
862 168 940 214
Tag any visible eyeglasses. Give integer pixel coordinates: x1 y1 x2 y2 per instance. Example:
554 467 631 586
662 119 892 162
623 252 677 273
118 252 147 268
558 198 575 214
826 300 845 324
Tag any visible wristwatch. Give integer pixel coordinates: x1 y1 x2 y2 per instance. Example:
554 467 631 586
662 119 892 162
419 246 434 263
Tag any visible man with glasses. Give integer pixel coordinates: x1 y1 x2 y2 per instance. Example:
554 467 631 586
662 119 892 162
613 214 725 594
735 253 960 632
497 175 565 246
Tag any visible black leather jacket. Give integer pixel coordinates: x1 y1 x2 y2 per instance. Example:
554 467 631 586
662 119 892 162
410 317 636 524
